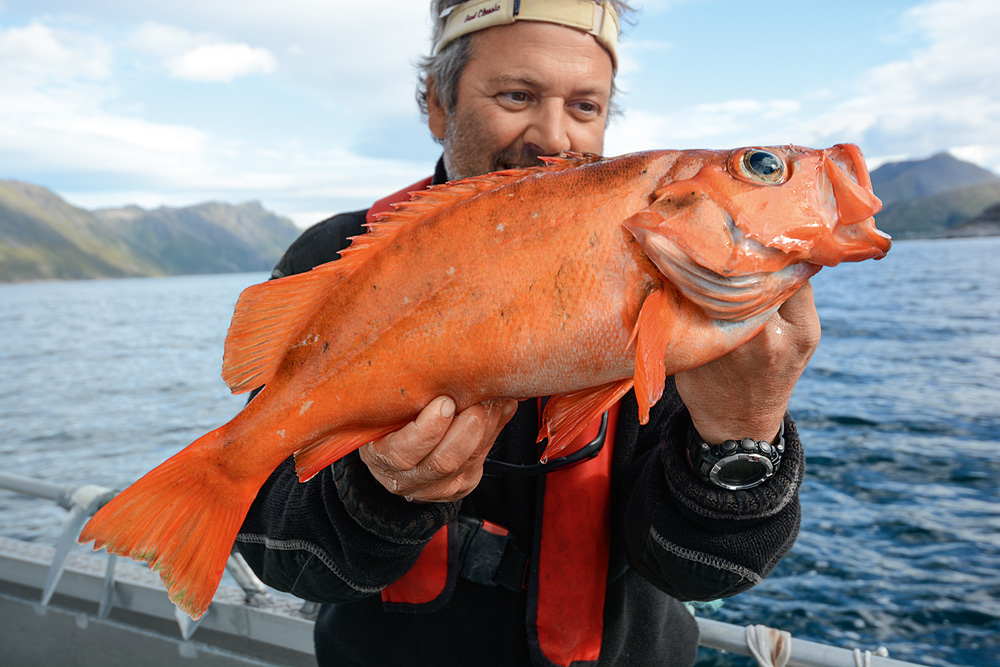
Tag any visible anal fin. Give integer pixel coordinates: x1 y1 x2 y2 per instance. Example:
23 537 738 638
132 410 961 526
293 424 405 482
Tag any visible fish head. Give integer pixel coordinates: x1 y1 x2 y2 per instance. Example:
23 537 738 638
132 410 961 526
720 143 889 268
623 144 890 320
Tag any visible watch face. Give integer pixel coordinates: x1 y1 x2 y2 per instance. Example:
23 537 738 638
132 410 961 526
710 455 774 490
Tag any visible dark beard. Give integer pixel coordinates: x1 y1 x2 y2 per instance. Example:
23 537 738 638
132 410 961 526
488 143 548 173
442 110 551 179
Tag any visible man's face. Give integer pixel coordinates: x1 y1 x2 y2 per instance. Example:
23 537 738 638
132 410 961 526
429 21 614 180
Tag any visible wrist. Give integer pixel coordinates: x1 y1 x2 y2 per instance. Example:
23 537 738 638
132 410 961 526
659 409 804 524
686 420 785 490
333 450 459 543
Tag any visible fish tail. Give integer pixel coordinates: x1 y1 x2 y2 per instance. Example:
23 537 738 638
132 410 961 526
78 428 261 620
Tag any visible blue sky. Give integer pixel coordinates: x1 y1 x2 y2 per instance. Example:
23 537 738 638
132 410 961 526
1 0 998 227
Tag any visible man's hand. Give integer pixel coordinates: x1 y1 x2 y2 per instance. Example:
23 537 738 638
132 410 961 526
675 281 821 444
359 396 518 503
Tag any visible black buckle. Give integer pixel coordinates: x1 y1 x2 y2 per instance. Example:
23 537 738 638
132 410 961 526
455 515 528 591
483 412 608 477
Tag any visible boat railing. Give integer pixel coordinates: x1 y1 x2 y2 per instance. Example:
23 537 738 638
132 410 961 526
0 472 927 667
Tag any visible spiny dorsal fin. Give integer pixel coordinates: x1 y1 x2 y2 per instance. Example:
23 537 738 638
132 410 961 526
340 153 605 263
538 151 604 168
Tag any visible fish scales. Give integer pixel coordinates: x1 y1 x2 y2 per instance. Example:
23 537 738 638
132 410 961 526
266 154 661 424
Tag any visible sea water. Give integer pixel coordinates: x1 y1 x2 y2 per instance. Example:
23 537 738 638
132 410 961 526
1 238 998 666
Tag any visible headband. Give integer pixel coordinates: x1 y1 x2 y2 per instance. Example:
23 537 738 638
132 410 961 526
434 0 619 68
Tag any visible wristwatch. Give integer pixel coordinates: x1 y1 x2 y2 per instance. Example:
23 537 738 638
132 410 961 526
687 422 784 490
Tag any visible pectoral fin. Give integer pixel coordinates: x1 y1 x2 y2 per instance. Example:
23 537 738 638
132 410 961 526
630 289 670 424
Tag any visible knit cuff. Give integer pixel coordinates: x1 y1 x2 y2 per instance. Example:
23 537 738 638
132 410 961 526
332 450 460 545
661 408 804 529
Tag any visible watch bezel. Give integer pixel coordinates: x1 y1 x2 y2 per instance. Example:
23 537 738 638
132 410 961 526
688 423 784 490
707 452 777 490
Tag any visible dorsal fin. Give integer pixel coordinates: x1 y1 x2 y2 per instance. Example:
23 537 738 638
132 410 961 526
538 151 604 168
340 153 605 263
222 262 347 393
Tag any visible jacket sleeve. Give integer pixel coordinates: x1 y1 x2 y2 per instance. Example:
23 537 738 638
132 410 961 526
616 378 803 602
235 451 459 602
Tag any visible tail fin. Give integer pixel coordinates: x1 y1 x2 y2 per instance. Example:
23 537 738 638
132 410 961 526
78 429 260 620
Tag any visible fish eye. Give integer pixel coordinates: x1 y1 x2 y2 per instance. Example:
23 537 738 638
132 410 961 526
733 149 787 185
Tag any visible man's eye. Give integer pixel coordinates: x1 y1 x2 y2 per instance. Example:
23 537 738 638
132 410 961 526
500 91 530 103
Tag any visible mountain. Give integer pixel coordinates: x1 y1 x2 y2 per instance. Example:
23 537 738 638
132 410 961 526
0 180 301 282
869 152 1000 208
869 153 1000 239
944 201 1000 237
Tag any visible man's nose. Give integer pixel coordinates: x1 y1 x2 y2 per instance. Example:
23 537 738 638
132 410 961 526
523 100 572 156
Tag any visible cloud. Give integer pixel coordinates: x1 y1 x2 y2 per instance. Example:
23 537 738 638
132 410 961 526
126 21 201 56
0 21 219 196
0 9 437 226
0 21 111 81
797 0 1000 169
167 42 277 82
608 0 1000 173
606 99 802 154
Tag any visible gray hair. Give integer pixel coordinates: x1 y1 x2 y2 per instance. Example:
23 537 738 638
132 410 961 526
415 0 635 124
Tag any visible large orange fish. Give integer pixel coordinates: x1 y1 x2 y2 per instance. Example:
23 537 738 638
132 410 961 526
80 144 889 619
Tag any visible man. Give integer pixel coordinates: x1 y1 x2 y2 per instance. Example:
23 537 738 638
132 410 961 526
236 2 815 665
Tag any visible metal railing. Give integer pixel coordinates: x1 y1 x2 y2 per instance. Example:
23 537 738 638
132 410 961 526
0 472 925 667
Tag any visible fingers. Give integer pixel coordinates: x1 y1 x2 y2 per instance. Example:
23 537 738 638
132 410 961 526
359 397 518 503
364 396 457 471
774 280 821 353
420 400 516 477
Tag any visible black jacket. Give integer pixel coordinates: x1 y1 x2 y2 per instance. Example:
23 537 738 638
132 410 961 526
236 163 803 666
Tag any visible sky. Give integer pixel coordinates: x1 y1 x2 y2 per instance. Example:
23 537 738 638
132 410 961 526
1 0 998 227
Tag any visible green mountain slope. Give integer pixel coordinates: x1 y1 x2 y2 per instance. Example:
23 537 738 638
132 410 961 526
0 181 160 281
872 182 1000 239
945 201 1000 237
0 180 300 282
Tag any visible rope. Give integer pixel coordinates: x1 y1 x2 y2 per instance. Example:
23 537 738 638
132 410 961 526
745 624 792 667
854 647 891 667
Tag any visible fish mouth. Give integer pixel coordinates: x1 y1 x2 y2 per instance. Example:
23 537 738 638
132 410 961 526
823 144 891 263
631 226 819 321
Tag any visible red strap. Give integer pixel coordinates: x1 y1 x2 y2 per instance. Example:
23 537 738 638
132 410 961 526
535 406 620 666
381 528 449 605
365 176 434 225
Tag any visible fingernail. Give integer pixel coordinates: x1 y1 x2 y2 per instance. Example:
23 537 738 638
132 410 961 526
502 400 517 418
439 397 456 418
